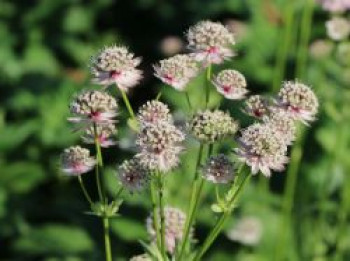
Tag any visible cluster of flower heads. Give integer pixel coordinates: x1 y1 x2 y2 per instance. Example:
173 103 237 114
154 21 249 102
61 89 119 176
135 101 185 173
146 206 190 254
237 80 318 177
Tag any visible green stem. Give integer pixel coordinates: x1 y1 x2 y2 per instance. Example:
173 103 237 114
103 217 113 261
193 167 251 261
275 127 305 261
150 178 161 250
296 0 315 79
185 92 192 112
93 123 104 203
158 172 167 259
272 0 296 92
177 144 204 261
78 175 93 206
120 88 136 119
205 65 212 108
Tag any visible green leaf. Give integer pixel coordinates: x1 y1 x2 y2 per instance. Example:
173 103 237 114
13 224 94 255
110 217 147 241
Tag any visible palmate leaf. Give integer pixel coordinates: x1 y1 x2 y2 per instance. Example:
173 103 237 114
13 224 94 255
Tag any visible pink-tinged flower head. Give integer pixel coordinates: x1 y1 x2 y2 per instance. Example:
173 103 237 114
60 146 96 176
69 90 118 126
235 123 289 177
90 45 142 90
117 158 149 193
276 81 318 125
187 20 235 65
326 17 350 41
82 123 117 147
213 69 248 99
136 121 185 173
202 154 235 184
146 206 190 254
263 109 296 145
137 100 173 126
243 95 270 119
317 0 350 13
153 54 199 91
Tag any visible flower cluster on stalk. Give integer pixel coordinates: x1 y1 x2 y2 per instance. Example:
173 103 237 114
146 206 190 254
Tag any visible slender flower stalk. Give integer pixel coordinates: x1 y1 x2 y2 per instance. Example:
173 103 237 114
275 2 316 260
103 217 113 261
157 172 167 259
177 144 204 261
94 123 104 202
77 175 93 206
272 1 296 92
150 179 161 250
205 64 212 108
193 166 251 261
120 88 136 119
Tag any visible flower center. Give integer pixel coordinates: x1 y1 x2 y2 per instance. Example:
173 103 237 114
110 70 121 79
222 85 231 93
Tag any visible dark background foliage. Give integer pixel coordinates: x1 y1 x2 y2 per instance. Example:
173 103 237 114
1 0 349 260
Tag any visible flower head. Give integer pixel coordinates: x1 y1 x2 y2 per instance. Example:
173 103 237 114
146 206 190 254
154 54 199 91
235 123 289 177
69 90 118 125
82 123 117 147
189 110 239 143
243 95 270 119
60 146 96 176
226 216 262 246
213 69 248 99
317 0 350 13
137 100 173 126
90 45 142 90
326 17 350 41
187 20 235 64
202 154 235 184
276 81 318 124
136 121 185 172
263 109 296 145
118 159 149 192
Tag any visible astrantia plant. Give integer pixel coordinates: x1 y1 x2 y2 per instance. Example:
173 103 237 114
59 20 318 261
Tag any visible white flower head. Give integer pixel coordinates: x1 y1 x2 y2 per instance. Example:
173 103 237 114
69 90 118 126
235 123 289 177
82 123 117 147
318 0 350 13
326 16 350 41
137 100 173 126
212 69 248 99
90 45 142 90
60 146 96 176
154 54 199 91
189 110 239 143
146 206 190 254
276 81 318 125
118 159 149 193
187 20 235 65
226 216 262 246
243 95 270 119
202 154 235 184
136 121 185 172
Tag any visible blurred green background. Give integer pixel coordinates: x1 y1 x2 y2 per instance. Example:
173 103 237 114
1 0 349 260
